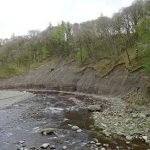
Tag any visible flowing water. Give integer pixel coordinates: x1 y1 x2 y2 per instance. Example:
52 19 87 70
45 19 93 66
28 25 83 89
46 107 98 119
0 91 149 150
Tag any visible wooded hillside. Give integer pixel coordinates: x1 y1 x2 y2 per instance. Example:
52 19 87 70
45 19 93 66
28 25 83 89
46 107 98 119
0 0 149 78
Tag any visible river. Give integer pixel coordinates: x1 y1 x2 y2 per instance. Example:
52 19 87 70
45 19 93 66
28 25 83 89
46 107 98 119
0 90 149 150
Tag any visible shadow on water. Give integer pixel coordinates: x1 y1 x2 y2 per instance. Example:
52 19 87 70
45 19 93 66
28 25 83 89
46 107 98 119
64 109 93 130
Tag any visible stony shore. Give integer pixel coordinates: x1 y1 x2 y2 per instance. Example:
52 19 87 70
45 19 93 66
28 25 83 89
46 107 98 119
92 96 150 145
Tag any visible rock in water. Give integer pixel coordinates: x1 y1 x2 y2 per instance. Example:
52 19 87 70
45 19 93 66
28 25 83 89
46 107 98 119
50 145 56 149
96 143 101 146
41 143 50 149
18 140 25 144
76 129 82 133
89 141 95 144
92 138 99 143
62 146 67 150
29 147 36 150
71 126 80 131
41 128 55 135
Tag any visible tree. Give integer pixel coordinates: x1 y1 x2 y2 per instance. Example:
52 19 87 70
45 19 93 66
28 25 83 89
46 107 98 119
138 0 150 72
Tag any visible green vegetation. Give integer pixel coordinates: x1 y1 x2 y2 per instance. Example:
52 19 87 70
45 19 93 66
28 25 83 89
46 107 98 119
137 0 150 73
0 0 150 78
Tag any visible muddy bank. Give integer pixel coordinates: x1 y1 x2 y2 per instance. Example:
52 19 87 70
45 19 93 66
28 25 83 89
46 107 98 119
0 60 149 96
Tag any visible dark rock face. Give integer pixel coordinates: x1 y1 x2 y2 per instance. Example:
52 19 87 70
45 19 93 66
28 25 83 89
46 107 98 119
0 60 148 96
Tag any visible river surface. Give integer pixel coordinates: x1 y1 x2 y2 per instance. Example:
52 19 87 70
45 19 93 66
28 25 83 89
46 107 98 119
0 91 149 150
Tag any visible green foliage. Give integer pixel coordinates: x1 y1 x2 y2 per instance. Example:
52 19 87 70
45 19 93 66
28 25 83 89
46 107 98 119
41 45 49 60
144 61 150 73
137 1 150 72
138 17 150 43
76 48 89 64
51 22 66 54
0 64 16 78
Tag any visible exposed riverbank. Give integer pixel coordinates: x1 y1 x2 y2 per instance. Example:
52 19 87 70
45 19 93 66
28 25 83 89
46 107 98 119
0 59 149 96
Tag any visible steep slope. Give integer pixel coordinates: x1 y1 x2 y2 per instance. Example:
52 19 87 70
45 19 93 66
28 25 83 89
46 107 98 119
0 59 149 97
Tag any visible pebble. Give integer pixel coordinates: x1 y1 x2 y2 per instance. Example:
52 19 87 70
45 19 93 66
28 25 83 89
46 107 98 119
72 125 80 131
101 147 106 150
90 141 95 144
29 147 36 150
103 131 111 137
62 146 67 150
18 140 25 144
41 143 50 149
22 143 26 147
132 113 138 118
41 128 55 135
92 138 99 143
126 135 132 141
88 105 101 112
68 124 72 127
96 143 101 146
63 118 69 122
139 113 146 119
142 136 148 142
50 145 56 149
103 143 109 147
76 129 82 133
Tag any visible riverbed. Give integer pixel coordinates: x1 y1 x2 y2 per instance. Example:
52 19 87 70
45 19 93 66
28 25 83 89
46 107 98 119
0 90 149 150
